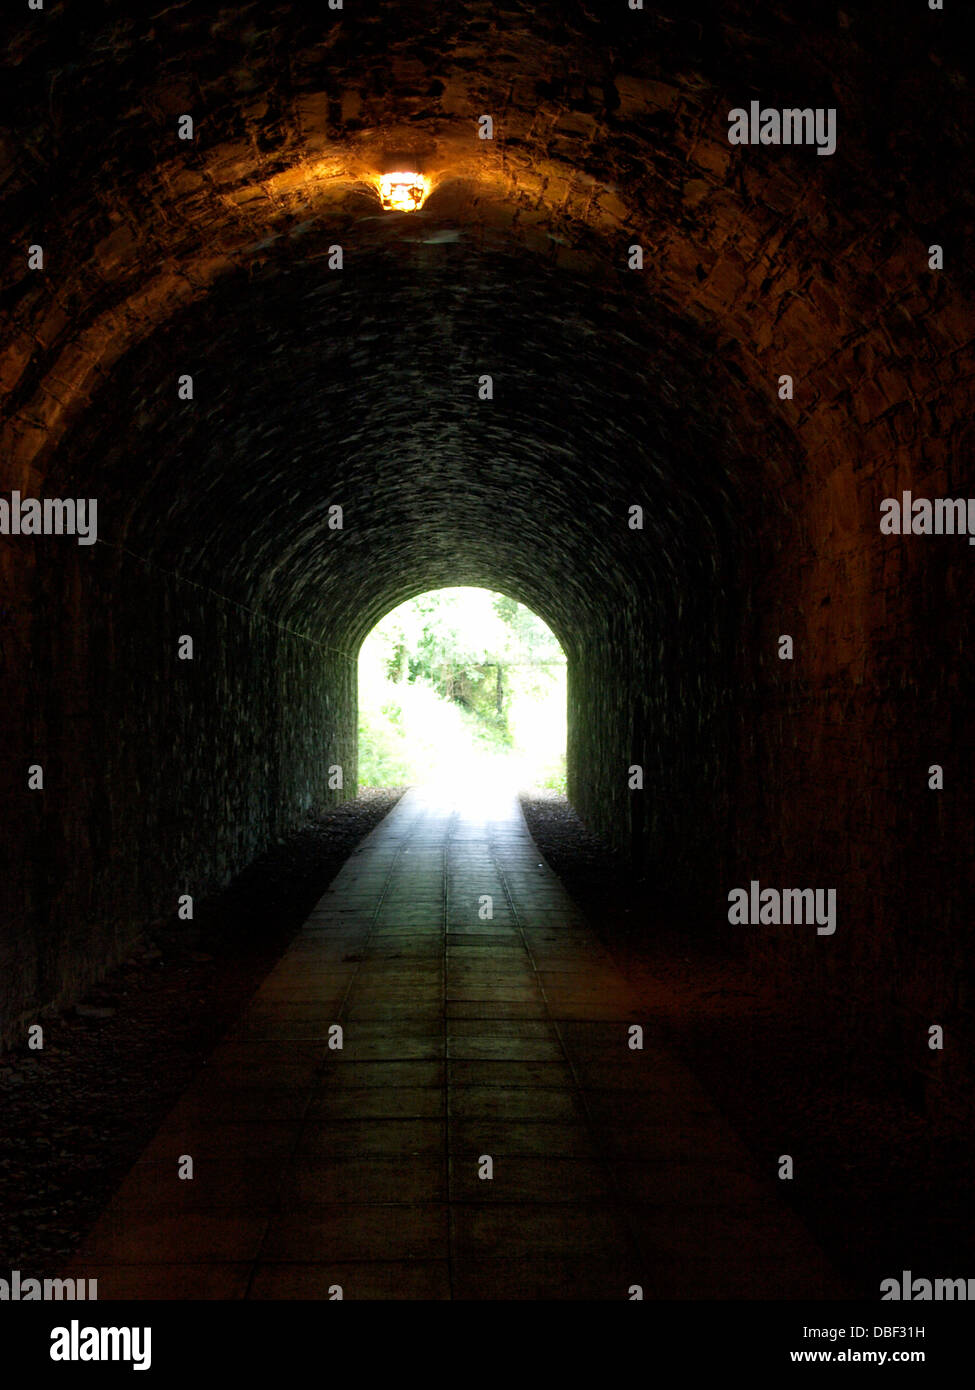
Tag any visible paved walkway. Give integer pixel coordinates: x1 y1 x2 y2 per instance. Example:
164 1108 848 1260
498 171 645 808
65 785 840 1299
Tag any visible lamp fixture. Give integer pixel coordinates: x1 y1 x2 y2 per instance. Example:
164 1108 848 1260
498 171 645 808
378 171 430 212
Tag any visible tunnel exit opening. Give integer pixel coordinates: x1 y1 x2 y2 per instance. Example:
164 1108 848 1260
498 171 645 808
357 586 567 797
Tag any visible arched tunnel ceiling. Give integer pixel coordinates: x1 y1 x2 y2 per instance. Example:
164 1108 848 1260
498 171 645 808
2 0 973 651
57 228 775 649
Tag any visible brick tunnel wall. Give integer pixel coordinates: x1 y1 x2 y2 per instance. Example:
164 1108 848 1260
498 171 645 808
1 540 355 1039
732 413 975 1098
1 0 973 1099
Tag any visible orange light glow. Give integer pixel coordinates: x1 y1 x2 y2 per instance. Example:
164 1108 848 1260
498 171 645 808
378 171 430 212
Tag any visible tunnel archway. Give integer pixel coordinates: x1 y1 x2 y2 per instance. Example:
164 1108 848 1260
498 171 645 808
0 0 971 1128
4 185 761 1031
357 585 568 794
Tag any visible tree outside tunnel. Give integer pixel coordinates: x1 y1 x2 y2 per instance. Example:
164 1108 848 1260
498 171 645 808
357 587 567 793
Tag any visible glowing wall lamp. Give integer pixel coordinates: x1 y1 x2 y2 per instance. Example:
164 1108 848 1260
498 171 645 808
378 171 430 212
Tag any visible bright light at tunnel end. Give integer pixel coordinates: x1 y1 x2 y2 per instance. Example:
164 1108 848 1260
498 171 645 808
378 171 430 212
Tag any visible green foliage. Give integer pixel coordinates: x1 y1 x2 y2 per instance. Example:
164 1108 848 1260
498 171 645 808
358 588 567 789
356 701 415 786
537 761 568 795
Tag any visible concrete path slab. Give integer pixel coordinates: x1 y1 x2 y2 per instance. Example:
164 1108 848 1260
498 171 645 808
63 786 842 1299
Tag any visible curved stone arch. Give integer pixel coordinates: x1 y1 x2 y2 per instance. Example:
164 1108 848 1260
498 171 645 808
351 581 572 664
1 0 972 1050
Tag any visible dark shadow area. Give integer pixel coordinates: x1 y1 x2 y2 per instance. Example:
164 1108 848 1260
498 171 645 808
0 789 404 1277
521 790 975 1297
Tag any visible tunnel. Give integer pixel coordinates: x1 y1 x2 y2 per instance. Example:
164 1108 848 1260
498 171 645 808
1 0 973 1315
